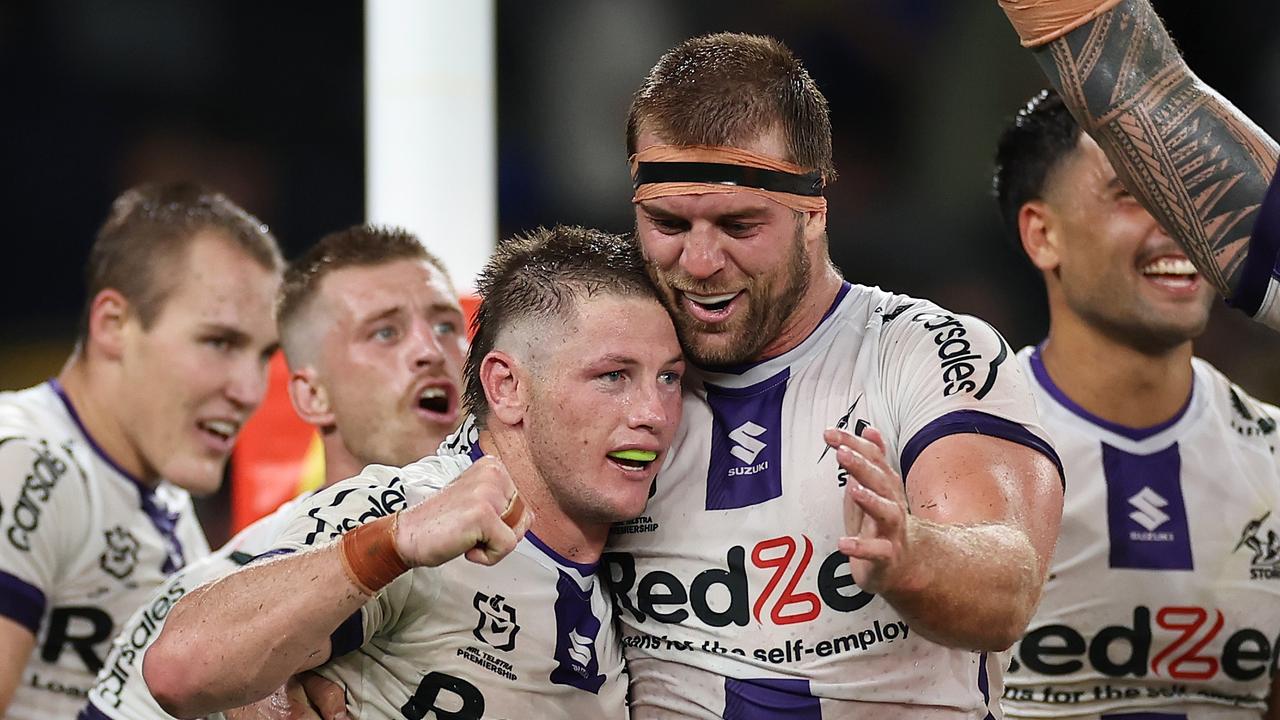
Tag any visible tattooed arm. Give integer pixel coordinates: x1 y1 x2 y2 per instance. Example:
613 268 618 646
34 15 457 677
1001 0 1278 313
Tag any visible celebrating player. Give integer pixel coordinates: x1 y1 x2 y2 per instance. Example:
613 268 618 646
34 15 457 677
605 33 1064 718
997 0 1280 330
0 182 282 719
144 225 684 718
81 224 467 719
994 88 1280 719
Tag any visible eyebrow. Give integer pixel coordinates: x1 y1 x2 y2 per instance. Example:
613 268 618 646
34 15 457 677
638 201 772 222
199 324 251 347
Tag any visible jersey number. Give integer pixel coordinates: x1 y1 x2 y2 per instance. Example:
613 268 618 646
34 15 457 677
401 671 485 720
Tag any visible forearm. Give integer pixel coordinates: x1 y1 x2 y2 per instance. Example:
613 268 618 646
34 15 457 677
884 519 1042 652
1029 0 1278 298
145 544 367 718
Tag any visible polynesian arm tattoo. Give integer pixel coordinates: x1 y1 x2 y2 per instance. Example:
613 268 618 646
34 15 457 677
1031 0 1278 299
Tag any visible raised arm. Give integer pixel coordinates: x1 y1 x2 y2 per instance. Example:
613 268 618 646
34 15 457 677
999 0 1278 307
827 426 1062 652
143 458 530 719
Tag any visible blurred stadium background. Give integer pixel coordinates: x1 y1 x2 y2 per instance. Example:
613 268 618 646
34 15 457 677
2 1 1276 543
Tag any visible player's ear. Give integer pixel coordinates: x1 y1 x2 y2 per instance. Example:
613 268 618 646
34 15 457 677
803 207 827 245
1018 200 1061 272
481 350 525 426
86 288 130 361
289 366 335 427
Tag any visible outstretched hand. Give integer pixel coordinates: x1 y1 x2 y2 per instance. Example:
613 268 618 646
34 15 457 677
824 426 926 596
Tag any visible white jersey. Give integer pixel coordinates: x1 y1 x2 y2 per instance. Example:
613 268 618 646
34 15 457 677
80 494 309 720
0 381 208 720
606 283 1061 719
1003 347 1280 719
269 428 628 719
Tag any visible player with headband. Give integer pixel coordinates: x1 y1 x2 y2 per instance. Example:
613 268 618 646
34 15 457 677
144 225 684 719
997 0 1280 331
605 32 1064 719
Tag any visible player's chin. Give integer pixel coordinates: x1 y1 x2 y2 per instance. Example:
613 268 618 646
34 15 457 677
164 455 229 497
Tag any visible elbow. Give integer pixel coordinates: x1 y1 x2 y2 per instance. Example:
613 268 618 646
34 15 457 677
143 638 208 719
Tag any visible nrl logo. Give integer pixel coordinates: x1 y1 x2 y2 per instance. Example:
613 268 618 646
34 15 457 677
473 591 520 651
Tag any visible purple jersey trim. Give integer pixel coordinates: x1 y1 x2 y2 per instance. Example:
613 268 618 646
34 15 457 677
1028 347 1191 441
329 610 365 659
48 379 189 573
77 701 113 720
977 652 996 720
526 530 599 575
0 569 46 634
708 282 852 376
1229 168 1280 316
900 409 1064 487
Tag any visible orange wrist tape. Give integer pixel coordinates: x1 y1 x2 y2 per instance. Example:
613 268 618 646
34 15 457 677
998 0 1124 48
339 513 410 596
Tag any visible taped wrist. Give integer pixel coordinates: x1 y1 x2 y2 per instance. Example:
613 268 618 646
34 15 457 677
339 512 411 596
998 0 1124 47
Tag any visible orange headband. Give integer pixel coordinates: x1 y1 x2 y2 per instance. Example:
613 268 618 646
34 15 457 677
630 145 828 214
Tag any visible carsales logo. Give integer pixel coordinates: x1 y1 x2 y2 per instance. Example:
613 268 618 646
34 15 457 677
603 534 874 627
1012 606 1280 681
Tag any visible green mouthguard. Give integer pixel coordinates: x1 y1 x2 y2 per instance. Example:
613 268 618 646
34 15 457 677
608 449 658 462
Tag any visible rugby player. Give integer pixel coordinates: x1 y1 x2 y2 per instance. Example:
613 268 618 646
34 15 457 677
80 225 467 719
994 88 1280 719
144 225 684 719
0 182 282 719
997 0 1280 330
606 33 1064 718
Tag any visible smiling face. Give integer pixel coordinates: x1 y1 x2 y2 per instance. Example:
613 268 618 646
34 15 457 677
632 128 827 368
519 293 684 525
311 259 467 468
116 231 280 494
1039 134 1214 351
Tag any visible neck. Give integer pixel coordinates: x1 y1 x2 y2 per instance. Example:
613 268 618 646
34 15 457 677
755 262 844 361
320 429 364 488
479 429 607 566
57 351 158 487
1040 310 1194 429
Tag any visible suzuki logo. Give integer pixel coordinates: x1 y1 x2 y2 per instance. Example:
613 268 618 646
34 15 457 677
1129 487 1172 532
729 422 767 464
566 628 593 667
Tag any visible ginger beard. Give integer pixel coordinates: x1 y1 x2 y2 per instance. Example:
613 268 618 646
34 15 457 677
645 214 811 369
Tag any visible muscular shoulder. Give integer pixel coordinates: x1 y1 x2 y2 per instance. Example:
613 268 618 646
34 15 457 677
1193 357 1280 453
279 454 473 549
871 295 1013 401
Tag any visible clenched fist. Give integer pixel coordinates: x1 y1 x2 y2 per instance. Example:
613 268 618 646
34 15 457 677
392 457 534 568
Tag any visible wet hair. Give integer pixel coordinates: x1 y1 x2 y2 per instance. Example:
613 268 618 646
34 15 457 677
276 224 450 364
992 88 1084 251
81 181 282 340
627 32 836 183
464 225 659 426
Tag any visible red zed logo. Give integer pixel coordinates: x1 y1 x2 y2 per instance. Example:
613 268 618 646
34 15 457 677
751 535 821 625
1151 606 1225 680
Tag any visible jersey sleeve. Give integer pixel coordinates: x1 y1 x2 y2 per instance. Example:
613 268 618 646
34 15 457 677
877 304 1062 483
0 435 90 634
264 466 423 660
1228 167 1280 331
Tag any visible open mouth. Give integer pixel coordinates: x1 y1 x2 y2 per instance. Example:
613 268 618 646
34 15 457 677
684 291 739 312
1139 256 1199 291
418 386 450 415
607 448 659 472
196 419 239 451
